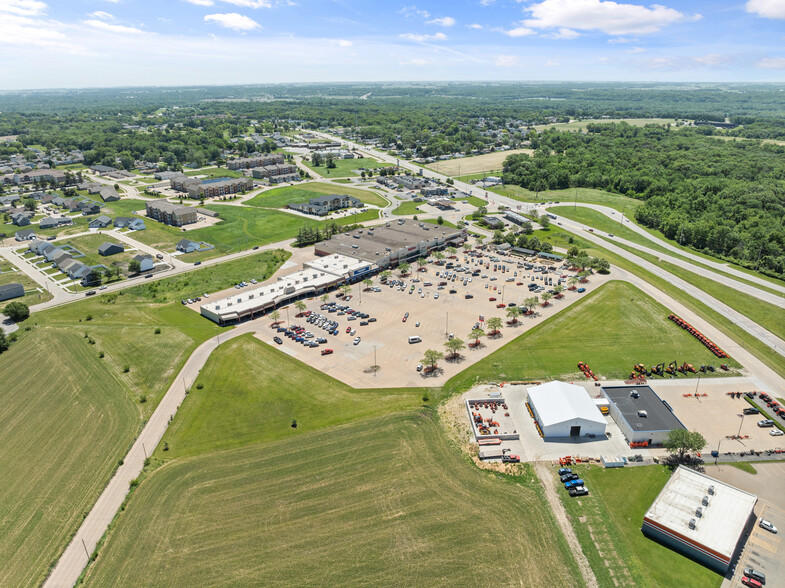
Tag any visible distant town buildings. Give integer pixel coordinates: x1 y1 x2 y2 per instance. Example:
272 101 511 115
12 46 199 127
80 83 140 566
169 175 252 199
288 194 364 216
145 201 198 226
227 154 285 170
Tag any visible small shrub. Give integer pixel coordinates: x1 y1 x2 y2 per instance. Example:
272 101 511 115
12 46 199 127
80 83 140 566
118 459 124 466
85 314 93 321
129 478 139 488
24 326 31 331
154 327 161 334
163 441 169 451
8 333 17 342
196 383 204 390
98 351 104 358
139 395 147 403
123 365 130 373
88 338 95 345
143 458 150 467
422 393 429 403
291 419 298 429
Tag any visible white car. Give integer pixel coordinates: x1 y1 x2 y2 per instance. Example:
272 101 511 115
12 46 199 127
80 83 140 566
759 518 778 533
250 279 257 284
434 293 439 299
353 337 361 345
770 430 784 436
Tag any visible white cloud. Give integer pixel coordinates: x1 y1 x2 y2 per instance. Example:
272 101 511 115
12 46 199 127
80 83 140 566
427 16 455 27
495 55 521 67
399 6 429 19
221 0 271 7
545 59 561 66
692 54 733 67
329 39 352 47
83 19 145 34
204 12 261 31
607 37 636 44
504 26 535 37
467 23 483 29
757 56 785 68
184 0 215 5
523 0 699 36
480 0 495 5
399 32 447 42
625 46 645 54
401 57 428 65
551 27 579 39
87 11 114 20
746 0 785 19
0 0 47 16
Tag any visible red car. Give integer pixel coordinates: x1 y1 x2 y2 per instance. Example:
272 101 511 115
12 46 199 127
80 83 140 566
346 326 352 333
496 303 506 308
489 297 497 302
741 577 762 588
321 349 334 356
516 282 523 286
403 312 409 323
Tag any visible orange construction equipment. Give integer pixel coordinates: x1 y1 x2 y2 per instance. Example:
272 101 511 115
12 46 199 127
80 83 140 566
668 314 729 358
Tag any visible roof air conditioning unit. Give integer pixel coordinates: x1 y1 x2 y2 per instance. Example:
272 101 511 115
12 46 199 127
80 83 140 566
702 495 709 506
637 410 648 418
695 506 703 518
689 519 696 530
708 485 715 495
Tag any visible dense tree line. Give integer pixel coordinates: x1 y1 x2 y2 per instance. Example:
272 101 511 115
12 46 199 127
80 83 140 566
503 124 785 278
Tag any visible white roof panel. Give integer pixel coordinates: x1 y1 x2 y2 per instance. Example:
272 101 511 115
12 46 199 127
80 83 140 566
527 381 606 427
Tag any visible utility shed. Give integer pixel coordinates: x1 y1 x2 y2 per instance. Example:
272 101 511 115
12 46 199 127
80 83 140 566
526 381 606 438
602 385 686 446
642 466 757 573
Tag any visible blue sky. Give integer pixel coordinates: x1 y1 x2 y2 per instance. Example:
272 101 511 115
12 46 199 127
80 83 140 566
1 0 784 89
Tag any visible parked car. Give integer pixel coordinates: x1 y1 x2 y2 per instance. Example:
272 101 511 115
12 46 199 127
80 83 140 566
321 349 333 356
743 407 760 415
402 312 409 322
560 473 578 483
194 261 201 266
577 287 586 293
85 290 97 296
757 420 775 428
564 479 584 489
557 468 572 476
568 486 589 497
489 297 497 301
353 337 361 345
465 294 473 299
741 577 763 588
273 337 282 345
771 430 784 436
759 518 778 533
416 363 423 372
743 567 766 585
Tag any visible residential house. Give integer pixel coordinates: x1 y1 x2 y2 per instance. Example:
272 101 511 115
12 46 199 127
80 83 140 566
10 212 31 226
28 240 54 256
0 283 24 302
80 203 101 215
90 165 116 174
113 217 133 228
288 194 363 217
99 188 120 202
131 254 154 273
51 248 73 266
89 215 112 229
483 216 504 229
145 201 197 226
128 218 145 231
39 216 73 229
176 239 199 253
98 242 124 256
14 169 67 186
14 228 36 241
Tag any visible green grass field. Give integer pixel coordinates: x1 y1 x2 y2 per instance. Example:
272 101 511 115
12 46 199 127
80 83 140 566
83 336 582 585
443 280 740 396
392 200 423 215
490 186 642 214
557 465 721 588
184 167 244 179
303 157 389 178
0 252 288 586
246 181 387 208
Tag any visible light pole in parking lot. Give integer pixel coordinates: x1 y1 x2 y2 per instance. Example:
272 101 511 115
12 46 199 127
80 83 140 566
737 413 745 438
373 345 377 377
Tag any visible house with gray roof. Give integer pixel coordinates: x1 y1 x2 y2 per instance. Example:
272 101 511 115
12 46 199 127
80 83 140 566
29 240 54 257
176 238 199 254
89 215 112 229
47 247 70 263
131 254 154 273
14 228 36 241
98 242 124 256
10 212 31 226
0 283 24 302
39 216 73 229
288 194 363 216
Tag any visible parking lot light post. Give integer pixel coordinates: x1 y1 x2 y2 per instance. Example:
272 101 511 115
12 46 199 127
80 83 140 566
373 345 377 377
737 413 745 438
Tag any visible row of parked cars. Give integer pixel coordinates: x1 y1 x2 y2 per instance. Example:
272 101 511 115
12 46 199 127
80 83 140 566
558 467 589 497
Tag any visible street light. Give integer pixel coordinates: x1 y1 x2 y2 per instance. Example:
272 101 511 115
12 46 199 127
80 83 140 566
737 413 745 438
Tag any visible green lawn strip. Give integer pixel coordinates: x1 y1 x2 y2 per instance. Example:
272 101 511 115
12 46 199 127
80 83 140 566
0 329 139 588
332 178 352 183
303 157 388 178
246 181 387 208
560 465 722 588
489 186 642 214
54 233 136 269
462 195 488 207
610 241 785 344
728 462 757 474
455 171 502 182
392 200 423 215
421 218 458 228
83 411 582 587
557 208 784 298
183 167 244 179
441 281 735 398
332 208 380 225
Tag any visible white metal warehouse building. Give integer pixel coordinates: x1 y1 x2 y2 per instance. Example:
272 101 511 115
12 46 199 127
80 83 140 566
642 466 757 573
526 381 606 439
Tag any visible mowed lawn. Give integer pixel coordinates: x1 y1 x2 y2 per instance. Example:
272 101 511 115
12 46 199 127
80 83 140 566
443 280 740 395
303 156 389 178
558 465 721 588
429 148 533 176
490 186 642 214
0 330 139 588
0 256 52 304
246 181 387 208
84 412 583 587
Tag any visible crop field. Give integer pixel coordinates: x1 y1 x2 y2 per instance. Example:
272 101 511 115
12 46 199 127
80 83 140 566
558 465 721 588
443 280 740 396
428 148 533 176
84 338 582 585
304 156 389 178
0 256 52 303
0 329 139 588
246 181 387 208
